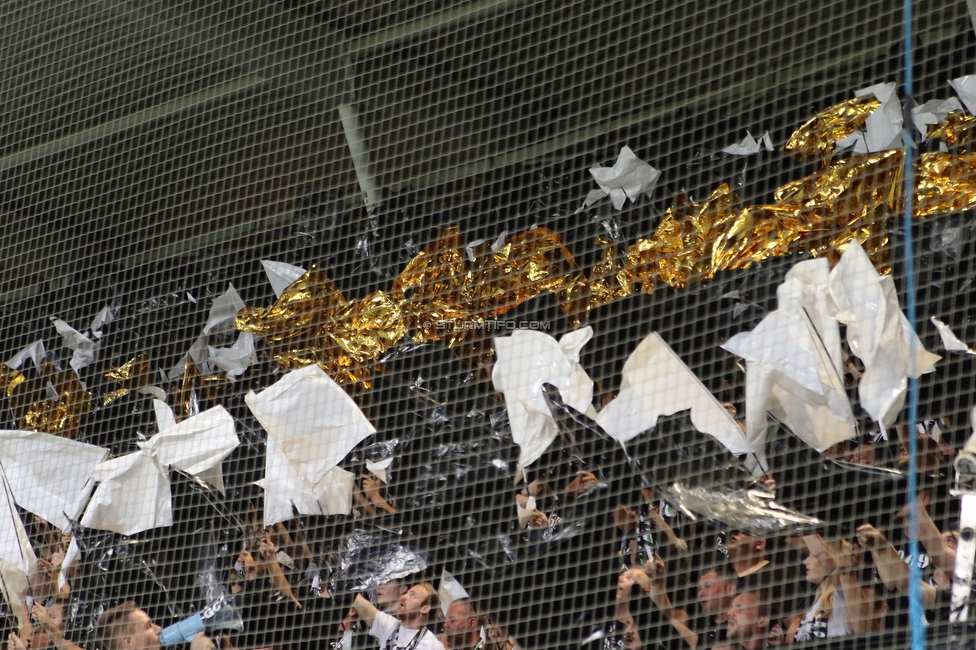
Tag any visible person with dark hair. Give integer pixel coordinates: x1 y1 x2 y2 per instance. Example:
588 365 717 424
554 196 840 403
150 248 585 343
695 563 737 649
345 583 445 650
610 560 696 650
340 579 410 637
726 534 768 580
856 524 947 621
442 600 482 650
95 602 215 650
721 591 769 650
24 603 84 650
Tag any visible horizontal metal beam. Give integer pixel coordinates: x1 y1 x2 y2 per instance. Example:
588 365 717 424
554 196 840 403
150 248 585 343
0 75 267 172
345 0 531 56
405 21 960 191
117 211 294 271
0 208 295 306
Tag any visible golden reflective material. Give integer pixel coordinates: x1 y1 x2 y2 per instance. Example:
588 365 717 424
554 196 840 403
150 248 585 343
710 206 811 272
617 184 742 290
21 364 92 437
783 95 880 163
239 227 587 383
458 228 585 322
102 353 152 406
105 353 151 388
659 184 741 287
624 238 662 295
259 288 403 387
331 291 405 361
237 264 348 344
175 357 200 419
101 388 130 407
3 369 26 398
390 226 466 343
229 93 976 389
237 263 382 386
775 149 903 270
927 111 976 152
589 236 633 308
915 152 976 218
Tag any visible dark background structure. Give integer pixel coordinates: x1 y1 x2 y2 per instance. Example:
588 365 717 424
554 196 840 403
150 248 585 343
2 0 976 648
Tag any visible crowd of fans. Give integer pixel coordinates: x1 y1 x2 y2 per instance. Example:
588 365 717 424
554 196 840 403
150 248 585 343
0 409 966 650
587 422 964 649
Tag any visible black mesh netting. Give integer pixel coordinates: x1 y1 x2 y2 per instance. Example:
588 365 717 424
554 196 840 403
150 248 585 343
2 1 976 649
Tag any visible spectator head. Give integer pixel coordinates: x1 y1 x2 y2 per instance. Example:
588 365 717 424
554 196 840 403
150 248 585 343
727 531 770 580
802 539 851 586
943 530 960 553
698 564 737 618
620 615 641 650
804 539 853 625
615 568 651 602
29 603 65 650
96 603 162 650
376 579 409 612
396 582 439 627
443 599 480 648
727 532 766 564
726 591 769 648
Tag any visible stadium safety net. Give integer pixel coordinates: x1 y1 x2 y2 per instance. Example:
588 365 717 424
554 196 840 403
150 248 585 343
2 0 976 648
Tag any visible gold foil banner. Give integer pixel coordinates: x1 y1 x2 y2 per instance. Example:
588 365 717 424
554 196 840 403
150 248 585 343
238 227 586 382
784 95 880 164
105 353 152 388
589 236 632 309
229 95 976 388
21 363 92 437
102 353 153 406
915 152 976 218
927 111 976 153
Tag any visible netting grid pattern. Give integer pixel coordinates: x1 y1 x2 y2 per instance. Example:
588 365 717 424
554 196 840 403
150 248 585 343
1 1 976 649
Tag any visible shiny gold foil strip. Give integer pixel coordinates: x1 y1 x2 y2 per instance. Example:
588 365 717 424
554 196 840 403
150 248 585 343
589 236 633 309
662 184 741 287
390 226 468 344
4 371 26 398
927 111 976 153
175 357 200 418
105 353 151 388
915 152 976 218
102 388 130 406
239 226 589 383
784 96 881 164
709 150 902 275
624 238 662 295
458 228 586 322
20 363 92 437
237 264 348 345
233 105 976 388
329 291 405 364
619 184 741 291
711 205 811 272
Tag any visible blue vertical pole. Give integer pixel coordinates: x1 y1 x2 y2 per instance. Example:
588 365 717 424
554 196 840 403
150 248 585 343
901 0 926 647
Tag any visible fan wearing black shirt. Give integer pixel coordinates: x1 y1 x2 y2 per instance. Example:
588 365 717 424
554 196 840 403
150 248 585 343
857 524 948 623
608 561 697 650
694 564 737 649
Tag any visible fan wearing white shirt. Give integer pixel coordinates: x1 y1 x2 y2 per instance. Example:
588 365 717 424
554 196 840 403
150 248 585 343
347 582 445 650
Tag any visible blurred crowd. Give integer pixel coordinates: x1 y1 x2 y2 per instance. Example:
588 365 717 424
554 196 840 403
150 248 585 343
0 408 966 650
